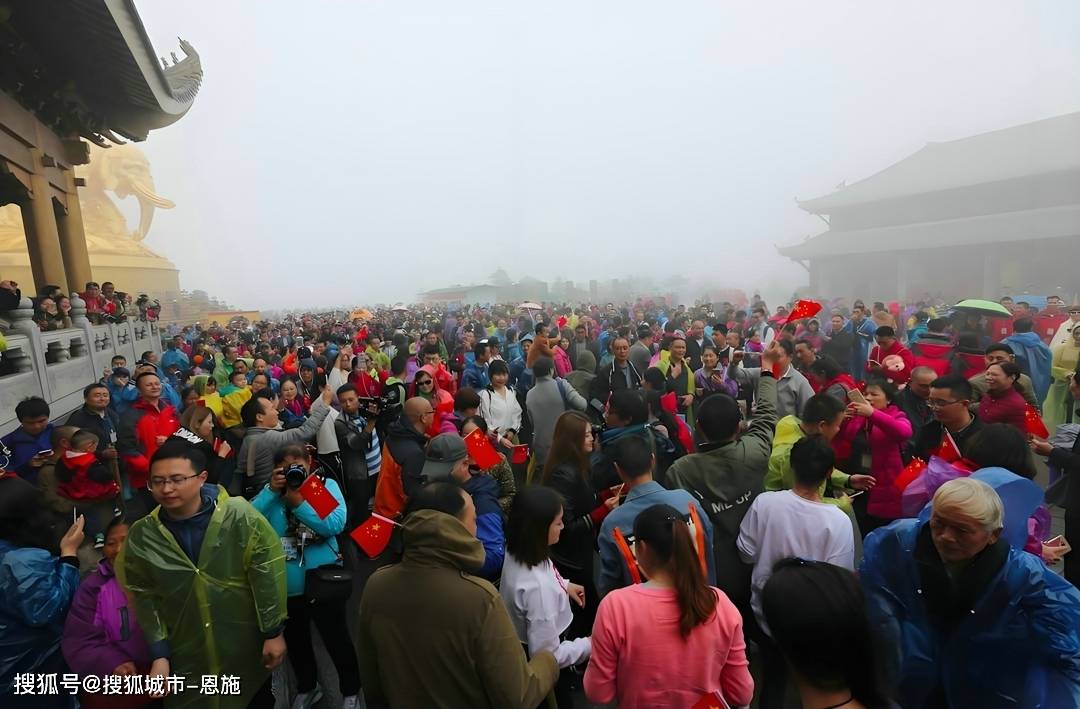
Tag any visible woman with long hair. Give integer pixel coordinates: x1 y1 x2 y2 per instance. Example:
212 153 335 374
978 361 1028 431
477 359 522 453
541 411 615 636
278 377 308 428
177 405 234 488
584 503 753 708
0 476 85 708
500 486 591 707
763 559 891 709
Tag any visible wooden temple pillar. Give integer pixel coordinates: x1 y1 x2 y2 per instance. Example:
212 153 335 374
21 149 67 292
56 167 92 293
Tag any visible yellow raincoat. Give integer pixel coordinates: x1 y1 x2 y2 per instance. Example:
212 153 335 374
116 486 287 708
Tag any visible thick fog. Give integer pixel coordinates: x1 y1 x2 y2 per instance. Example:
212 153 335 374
135 1 1080 310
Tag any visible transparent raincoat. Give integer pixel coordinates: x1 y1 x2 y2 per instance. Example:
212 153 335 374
116 486 286 708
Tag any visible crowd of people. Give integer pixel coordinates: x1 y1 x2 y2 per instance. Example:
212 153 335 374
1 293 1080 708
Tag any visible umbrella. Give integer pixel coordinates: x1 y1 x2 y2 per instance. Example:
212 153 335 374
953 299 1011 317
518 302 542 311
349 308 373 320
391 304 409 312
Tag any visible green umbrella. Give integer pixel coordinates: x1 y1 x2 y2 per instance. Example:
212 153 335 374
953 299 1011 317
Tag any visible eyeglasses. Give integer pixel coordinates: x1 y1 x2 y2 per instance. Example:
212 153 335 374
927 398 961 409
416 379 433 386
147 473 202 489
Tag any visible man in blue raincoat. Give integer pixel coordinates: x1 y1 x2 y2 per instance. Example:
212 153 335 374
1001 317 1053 402
861 477 1080 708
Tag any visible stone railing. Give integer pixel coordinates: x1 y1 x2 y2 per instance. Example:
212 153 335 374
0 294 162 436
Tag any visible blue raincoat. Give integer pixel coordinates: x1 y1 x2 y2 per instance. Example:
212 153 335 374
1001 331 1053 402
0 542 80 694
861 519 1080 707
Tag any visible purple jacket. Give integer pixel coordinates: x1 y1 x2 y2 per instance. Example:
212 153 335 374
841 404 912 519
62 559 150 677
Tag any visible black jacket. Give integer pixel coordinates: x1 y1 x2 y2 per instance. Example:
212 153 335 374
335 414 377 482
1047 425 1080 587
541 462 597 578
65 406 120 455
589 360 642 404
685 337 707 373
385 415 428 499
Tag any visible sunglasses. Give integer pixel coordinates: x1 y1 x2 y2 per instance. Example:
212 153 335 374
416 379 433 386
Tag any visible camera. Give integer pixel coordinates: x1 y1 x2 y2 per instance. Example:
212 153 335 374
590 423 606 440
360 389 403 418
284 463 308 490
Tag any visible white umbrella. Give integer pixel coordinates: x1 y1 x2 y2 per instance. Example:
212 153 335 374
391 304 409 312
518 302 542 311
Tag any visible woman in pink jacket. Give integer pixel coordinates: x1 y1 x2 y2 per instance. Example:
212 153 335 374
584 504 753 709
841 379 913 534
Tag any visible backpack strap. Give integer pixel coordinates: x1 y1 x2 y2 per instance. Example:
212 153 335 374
613 527 642 585
556 379 570 411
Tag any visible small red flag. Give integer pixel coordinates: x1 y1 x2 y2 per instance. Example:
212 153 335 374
1023 404 1050 439
782 299 823 325
690 691 731 709
464 428 502 470
511 444 530 465
350 513 396 558
934 430 961 463
298 474 340 519
557 316 568 329
893 457 927 492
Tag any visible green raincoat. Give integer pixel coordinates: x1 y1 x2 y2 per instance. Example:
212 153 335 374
116 486 287 708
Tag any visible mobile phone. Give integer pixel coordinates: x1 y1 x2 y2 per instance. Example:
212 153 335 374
847 389 867 406
1046 535 1065 547
37 449 54 457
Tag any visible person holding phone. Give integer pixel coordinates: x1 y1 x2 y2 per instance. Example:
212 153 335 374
0 397 54 486
840 379 913 535
0 476 84 708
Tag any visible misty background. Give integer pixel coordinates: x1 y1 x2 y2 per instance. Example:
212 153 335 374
131 1 1080 310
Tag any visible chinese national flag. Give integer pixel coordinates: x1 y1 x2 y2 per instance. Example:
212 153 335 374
690 691 731 709
464 428 502 470
511 444 530 465
934 430 961 463
782 299 823 325
350 513 396 558
298 474 339 519
1024 404 1050 439
893 457 927 492
557 316 568 329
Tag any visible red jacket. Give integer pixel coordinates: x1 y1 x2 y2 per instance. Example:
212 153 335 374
977 388 1028 432
911 341 954 377
56 451 119 501
867 341 915 385
117 399 180 488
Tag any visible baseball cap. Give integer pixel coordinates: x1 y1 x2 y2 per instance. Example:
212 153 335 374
422 434 468 483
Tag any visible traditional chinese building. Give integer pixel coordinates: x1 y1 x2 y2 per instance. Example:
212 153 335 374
780 112 1080 302
0 0 202 294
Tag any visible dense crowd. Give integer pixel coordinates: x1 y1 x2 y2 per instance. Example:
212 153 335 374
2 293 1080 709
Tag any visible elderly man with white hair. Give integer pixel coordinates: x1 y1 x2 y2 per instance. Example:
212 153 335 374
861 478 1080 708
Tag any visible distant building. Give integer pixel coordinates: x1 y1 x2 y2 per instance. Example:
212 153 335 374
779 112 1080 302
419 280 549 306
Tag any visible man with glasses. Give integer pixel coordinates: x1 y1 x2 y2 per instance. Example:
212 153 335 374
1051 303 1080 348
373 397 435 519
117 440 287 707
912 375 984 461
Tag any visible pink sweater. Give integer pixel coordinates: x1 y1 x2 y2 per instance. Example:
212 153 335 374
584 585 753 708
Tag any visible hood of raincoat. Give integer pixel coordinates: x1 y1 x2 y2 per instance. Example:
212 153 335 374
401 509 485 574
575 349 597 373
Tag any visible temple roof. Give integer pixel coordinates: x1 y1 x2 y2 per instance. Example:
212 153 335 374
1 0 202 143
798 112 1080 214
779 203 1080 259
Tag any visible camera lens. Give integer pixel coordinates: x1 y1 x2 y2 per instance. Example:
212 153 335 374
284 464 308 490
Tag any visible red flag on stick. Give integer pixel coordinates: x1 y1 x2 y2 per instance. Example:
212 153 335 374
464 427 502 470
350 513 397 558
782 299 823 325
893 457 927 492
298 474 340 519
510 444 530 465
1023 404 1050 439
934 430 961 463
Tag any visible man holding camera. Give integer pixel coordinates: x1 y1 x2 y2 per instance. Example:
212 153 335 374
335 384 382 528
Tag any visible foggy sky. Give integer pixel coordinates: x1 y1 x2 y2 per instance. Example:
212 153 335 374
133 1 1080 310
